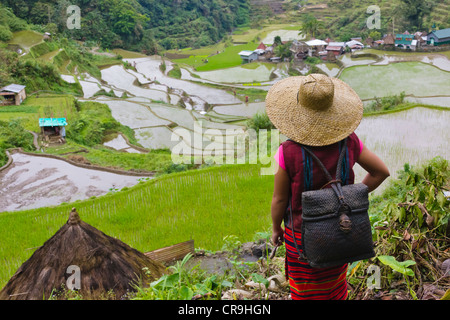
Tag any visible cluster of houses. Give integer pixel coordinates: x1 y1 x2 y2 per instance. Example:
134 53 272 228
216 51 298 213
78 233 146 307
367 27 450 51
238 27 450 63
238 38 364 63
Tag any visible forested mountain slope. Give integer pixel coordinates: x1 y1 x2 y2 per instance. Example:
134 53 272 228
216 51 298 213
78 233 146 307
0 0 250 52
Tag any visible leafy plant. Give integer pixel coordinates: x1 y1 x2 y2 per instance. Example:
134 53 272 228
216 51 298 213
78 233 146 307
377 255 416 277
131 253 232 300
377 255 417 299
352 157 450 299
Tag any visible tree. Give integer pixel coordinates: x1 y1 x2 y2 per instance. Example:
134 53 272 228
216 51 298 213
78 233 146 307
299 14 324 39
273 35 282 46
369 30 381 41
274 42 292 60
398 0 435 30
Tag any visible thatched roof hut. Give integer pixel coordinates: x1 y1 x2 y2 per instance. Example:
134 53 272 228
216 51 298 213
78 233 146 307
383 33 395 46
0 208 165 300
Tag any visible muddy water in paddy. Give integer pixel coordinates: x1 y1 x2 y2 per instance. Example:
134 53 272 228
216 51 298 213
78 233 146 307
0 153 145 212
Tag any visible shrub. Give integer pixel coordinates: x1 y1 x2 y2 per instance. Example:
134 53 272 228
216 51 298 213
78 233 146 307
246 111 275 131
0 24 12 42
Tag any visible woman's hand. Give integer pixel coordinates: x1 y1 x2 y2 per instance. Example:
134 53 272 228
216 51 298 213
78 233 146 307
272 225 284 246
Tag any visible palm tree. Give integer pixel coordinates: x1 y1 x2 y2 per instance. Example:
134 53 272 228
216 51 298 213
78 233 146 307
299 15 324 39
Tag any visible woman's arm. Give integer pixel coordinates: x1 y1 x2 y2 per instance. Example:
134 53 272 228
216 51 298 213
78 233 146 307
271 166 290 245
357 145 390 192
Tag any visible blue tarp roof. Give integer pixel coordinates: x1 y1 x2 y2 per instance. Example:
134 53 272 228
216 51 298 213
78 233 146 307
39 118 67 127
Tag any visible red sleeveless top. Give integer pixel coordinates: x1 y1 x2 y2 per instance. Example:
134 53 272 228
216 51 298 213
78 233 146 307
281 132 362 232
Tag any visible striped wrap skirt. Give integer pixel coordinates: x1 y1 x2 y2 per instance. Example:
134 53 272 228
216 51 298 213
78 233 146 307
284 226 348 300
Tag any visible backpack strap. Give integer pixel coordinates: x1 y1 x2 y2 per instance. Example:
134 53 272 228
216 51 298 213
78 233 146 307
288 139 350 262
301 138 348 186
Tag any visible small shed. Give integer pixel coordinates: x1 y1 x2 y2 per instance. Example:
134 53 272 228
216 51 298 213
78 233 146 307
238 50 258 63
427 28 450 46
0 84 26 106
39 118 68 140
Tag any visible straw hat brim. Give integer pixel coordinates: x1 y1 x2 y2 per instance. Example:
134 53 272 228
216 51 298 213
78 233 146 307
265 76 363 146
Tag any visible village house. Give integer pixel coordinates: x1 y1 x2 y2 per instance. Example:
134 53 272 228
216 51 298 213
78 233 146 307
39 117 68 144
290 40 309 60
256 42 266 52
305 39 328 57
345 40 364 51
382 34 395 48
325 42 346 56
0 84 26 106
238 50 258 63
414 31 428 47
395 33 416 50
365 37 374 47
427 28 450 46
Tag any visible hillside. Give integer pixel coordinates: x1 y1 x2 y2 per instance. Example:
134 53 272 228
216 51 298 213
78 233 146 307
0 0 250 52
250 0 449 41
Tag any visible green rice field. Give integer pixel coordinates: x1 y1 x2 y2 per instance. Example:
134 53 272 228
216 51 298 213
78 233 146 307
0 164 274 288
340 62 450 100
174 42 259 71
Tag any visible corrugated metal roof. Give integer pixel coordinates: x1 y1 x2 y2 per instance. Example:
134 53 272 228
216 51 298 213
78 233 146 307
0 84 26 93
238 50 256 57
326 46 343 51
431 28 450 39
39 118 68 127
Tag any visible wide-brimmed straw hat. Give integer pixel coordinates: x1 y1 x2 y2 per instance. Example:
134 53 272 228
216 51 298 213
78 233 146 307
265 73 363 146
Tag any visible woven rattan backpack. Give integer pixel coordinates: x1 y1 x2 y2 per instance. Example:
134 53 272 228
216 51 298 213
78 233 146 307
289 138 375 268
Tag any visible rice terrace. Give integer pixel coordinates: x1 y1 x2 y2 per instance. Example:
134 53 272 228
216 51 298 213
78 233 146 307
0 0 449 304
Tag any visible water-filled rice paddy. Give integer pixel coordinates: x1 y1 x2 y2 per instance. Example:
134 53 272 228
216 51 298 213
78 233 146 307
190 63 275 84
354 107 449 192
340 61 450 100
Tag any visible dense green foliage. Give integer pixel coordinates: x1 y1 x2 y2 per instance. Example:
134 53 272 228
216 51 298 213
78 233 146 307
1 0 250 51
139 0 250 50
0 119 34 166
67 101 133 147
0 5 27 40
0 45 82 94
348 157 450 299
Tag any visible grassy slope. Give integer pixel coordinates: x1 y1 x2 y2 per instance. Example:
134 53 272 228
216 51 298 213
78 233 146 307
174 42 259 71
0 164 274 289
